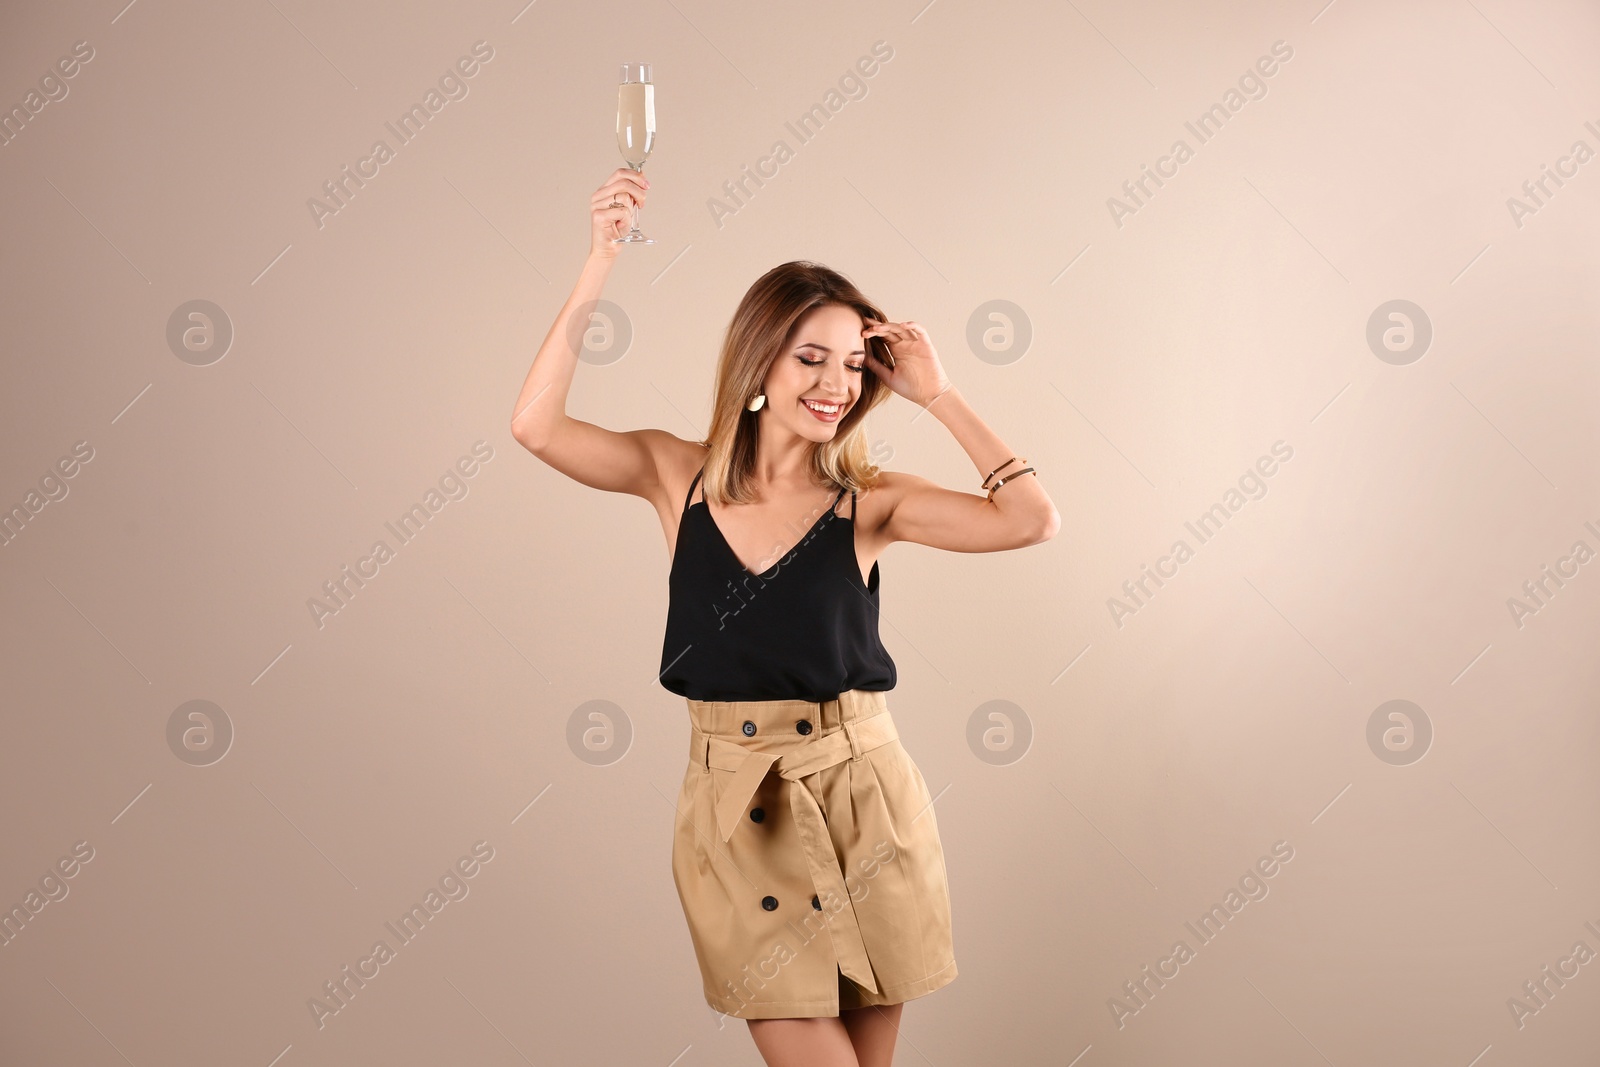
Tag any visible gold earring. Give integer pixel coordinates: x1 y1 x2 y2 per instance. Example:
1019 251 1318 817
746 393 766 412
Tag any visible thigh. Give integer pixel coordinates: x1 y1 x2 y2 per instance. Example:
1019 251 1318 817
746 1016 857 1067
841 1002 904 1067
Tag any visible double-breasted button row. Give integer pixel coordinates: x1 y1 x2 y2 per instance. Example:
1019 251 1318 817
741 719 814 736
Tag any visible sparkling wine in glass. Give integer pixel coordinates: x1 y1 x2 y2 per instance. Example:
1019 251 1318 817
614 62 656 244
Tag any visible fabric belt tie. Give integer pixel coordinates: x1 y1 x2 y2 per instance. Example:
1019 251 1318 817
691 710 900 995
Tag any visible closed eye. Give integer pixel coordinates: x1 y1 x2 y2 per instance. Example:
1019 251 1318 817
799 356 864 373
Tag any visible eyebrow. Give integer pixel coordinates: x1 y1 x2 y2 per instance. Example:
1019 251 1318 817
795 342 866 356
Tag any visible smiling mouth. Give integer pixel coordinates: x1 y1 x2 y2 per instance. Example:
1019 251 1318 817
801 398 845 421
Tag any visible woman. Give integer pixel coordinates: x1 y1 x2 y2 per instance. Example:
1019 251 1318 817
511 168 1060 1066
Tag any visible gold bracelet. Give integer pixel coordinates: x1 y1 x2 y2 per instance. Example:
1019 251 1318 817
981 457 1026 491
986 466 1036 502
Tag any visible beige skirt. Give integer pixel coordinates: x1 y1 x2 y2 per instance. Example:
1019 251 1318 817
670 688 958 1019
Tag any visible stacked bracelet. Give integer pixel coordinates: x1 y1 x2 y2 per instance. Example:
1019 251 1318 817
981 456 1037 501
981 457 1023 490
986 466 1036 501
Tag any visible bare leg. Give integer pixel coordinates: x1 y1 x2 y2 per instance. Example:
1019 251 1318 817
842 1002 904 1067
747 1017 859 1067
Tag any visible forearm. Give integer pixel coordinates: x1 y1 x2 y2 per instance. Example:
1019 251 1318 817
926 386 1057 532
509 251 617 448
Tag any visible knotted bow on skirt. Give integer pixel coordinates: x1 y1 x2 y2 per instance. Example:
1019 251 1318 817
670 689 958 1019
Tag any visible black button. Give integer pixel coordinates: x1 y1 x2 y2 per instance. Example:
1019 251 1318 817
750 807 765 823
811 895 821 910
742 720 757 736
761 895 778 911
795 719 813 735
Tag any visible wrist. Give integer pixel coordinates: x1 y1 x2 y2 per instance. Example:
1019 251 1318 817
922 381 958 411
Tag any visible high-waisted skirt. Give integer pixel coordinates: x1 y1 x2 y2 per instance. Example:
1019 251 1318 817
670 688 958 1019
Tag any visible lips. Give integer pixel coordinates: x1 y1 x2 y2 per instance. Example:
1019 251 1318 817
801 398 844 422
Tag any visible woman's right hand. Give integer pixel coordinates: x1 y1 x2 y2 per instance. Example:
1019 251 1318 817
590 168 650 258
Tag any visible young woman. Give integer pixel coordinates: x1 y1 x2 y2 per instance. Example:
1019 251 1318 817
511 168 1059 1067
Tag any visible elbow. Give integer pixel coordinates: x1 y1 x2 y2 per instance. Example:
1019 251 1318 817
1029 507 1061 546
510 419 533 452
511 405 557 455
510 418 545 456
512 406 569 456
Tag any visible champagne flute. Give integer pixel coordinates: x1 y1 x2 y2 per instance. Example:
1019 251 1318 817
614 62 656 244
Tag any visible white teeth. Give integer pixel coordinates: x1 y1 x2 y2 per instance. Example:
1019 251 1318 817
803 400 840 414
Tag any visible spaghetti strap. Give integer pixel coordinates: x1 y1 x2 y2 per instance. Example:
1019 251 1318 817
683 465 705 515
850 489 856 521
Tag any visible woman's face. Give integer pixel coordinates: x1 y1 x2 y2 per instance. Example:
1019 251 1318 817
759 303 868 443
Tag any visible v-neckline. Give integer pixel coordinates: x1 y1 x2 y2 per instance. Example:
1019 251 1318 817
696 491 845 578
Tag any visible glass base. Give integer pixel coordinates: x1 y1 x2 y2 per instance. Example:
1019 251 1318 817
612 233 656 244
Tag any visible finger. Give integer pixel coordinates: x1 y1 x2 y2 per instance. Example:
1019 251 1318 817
592 196 635 212
593 210 631 240
594 180 644 203
592 185 644 207
611 171 650 196
593 176 647 200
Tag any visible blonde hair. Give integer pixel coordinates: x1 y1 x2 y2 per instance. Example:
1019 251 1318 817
694 261 894 505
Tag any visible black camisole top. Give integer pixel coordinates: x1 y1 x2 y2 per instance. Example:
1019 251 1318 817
659 464 897 702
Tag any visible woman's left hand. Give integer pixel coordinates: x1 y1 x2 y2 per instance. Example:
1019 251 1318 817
860 318 953 408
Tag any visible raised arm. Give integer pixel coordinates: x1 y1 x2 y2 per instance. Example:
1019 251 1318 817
861 319 1060 553
509 169 680 507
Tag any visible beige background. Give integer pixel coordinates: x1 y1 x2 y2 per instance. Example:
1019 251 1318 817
2 0 1598 1063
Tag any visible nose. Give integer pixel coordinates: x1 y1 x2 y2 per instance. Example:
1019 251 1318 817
819 358 849 397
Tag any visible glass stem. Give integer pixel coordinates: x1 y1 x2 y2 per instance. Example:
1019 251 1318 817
629 162 643 233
